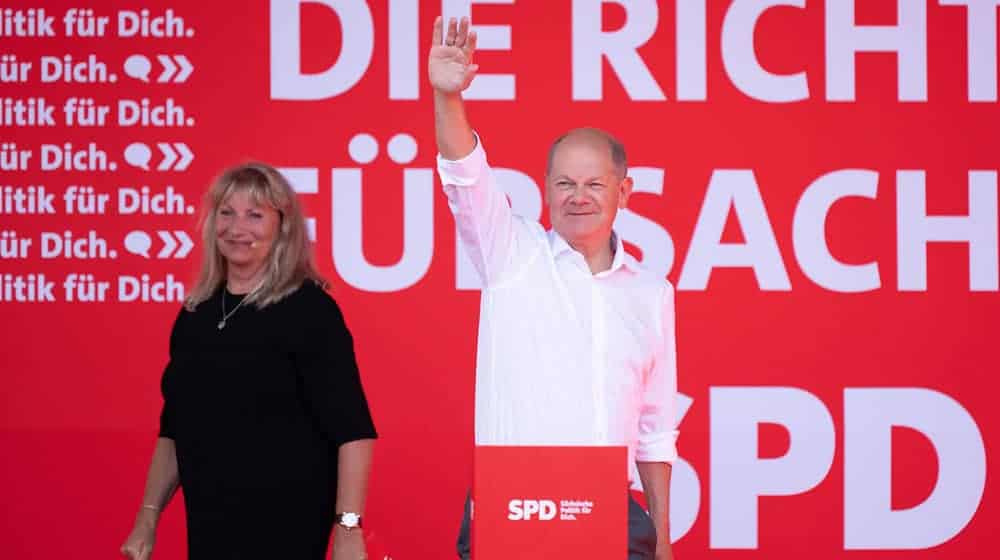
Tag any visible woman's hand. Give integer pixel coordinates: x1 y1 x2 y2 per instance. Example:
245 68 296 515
655 541 674 560
332 525 367 560
120 509 158 560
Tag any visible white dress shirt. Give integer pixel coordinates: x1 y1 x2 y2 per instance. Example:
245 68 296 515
438 136 678 486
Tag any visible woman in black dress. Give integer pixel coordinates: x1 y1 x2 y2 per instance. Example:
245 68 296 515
121 163 377 560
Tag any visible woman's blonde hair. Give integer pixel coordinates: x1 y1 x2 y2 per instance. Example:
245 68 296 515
184 162 326 310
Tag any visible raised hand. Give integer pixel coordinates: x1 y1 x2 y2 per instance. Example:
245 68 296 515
428 16 478 94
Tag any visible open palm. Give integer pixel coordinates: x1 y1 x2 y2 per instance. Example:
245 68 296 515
428 16 479 94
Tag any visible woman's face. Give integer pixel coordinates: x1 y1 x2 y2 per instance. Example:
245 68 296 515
214 189 281 272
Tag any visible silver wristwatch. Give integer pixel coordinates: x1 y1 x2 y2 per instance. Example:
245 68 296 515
335 512 363 531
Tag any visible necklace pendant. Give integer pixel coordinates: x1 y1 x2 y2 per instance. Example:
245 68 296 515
217 320 226 330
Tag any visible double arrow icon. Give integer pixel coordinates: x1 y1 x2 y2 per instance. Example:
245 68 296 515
157 142 194 171
156 55 194 83
157 230 194 258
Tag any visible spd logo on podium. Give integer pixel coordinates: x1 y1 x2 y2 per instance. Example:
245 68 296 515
473 446 627 559
507 499 557 521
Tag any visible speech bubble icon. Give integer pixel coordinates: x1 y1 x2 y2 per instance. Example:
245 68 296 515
124 142 152 170
124 54 151 82
124 231 152 258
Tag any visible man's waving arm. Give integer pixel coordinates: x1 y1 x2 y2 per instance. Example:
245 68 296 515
431 16 516 285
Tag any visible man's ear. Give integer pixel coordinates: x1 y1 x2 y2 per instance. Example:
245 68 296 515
618 176 634 208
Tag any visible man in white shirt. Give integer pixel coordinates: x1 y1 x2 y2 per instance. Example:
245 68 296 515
430 16 678 560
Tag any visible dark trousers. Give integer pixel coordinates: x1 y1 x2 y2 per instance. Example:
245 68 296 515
456 493 657 559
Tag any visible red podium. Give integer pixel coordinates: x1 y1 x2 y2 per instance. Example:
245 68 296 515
472 446 628 559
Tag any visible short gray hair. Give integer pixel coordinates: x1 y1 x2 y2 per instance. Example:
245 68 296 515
546 127 627 179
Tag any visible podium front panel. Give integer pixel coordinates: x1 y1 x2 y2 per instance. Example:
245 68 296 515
472 445 627 560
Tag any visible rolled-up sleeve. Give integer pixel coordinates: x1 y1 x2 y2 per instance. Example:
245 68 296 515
636 282 679 463
437 133 515 286
293 294 377 447
158 405 174 439
157 307 184 440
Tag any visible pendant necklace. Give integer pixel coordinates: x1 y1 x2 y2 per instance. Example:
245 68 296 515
218 280 263 330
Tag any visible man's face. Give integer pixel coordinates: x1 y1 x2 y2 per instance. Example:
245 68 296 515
545 135 631 247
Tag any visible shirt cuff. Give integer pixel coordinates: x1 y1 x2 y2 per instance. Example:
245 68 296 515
436 132 485 187
636 429 680 463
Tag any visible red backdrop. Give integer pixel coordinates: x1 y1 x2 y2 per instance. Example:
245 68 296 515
1 0 997 558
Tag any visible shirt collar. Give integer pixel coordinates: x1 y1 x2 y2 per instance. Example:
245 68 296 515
548 229 639 276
